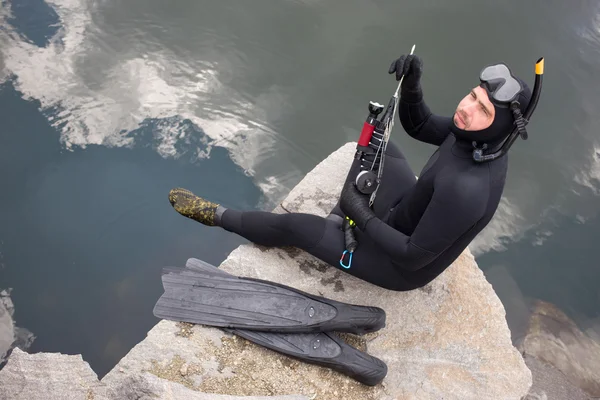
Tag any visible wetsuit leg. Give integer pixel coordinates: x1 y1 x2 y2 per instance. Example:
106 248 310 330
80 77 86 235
220 208 413 291
328 141 417 221
328 153 362 219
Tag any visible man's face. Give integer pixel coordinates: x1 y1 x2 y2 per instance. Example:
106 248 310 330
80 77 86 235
453 86 495 131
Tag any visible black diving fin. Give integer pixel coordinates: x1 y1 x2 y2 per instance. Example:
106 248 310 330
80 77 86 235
152 258 388 386
154 258 386 334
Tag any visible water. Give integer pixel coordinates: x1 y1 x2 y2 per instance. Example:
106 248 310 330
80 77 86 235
1 0 599 378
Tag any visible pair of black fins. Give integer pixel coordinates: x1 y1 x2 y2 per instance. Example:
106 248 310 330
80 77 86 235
152 258 388 386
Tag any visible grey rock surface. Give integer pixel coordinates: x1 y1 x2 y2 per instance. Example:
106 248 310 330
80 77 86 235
0 348 106 400
113 142 530 399
0 289 35 366
523 354 592 400
102 319 309 399
0 346 307 400
0 291 14 364
520 299 600 397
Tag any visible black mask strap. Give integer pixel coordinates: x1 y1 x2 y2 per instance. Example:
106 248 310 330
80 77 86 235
511 101 528 140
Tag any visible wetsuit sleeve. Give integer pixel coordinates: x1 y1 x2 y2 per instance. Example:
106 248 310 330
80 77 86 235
399 84 452 146
363 176 487 271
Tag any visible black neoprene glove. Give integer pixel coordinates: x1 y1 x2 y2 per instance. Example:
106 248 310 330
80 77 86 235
388 54 423 89
339 181 376 231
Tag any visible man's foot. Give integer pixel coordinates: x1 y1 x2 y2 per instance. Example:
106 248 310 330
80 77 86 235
168 188 224 226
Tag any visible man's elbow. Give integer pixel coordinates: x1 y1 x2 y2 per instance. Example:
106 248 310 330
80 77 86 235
399 118 422 140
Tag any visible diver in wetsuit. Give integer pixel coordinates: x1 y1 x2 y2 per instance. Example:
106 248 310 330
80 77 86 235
168 54 542 291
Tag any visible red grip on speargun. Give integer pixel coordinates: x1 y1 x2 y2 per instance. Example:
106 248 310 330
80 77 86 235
358 122 375 146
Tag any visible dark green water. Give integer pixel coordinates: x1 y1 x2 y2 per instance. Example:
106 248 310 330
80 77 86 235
1 0 599 377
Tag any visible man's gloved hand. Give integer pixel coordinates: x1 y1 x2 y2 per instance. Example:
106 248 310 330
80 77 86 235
388 54 423 89
340 181 376 231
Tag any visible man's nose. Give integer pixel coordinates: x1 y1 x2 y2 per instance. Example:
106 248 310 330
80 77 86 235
463 103 478 114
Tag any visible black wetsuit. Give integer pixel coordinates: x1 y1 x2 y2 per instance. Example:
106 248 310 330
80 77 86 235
219 86 508 291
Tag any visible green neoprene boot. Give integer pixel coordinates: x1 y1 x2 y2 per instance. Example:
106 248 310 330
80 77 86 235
168 187 225 227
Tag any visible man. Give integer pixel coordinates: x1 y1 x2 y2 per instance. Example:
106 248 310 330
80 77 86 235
168 54 534 291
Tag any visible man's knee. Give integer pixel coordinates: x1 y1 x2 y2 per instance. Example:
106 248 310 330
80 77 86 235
327 203 345 220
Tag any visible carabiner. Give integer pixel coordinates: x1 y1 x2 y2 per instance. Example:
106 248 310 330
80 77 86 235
339 250 353 269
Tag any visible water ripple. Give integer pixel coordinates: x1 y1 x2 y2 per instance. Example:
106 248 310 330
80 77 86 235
0 0 307 202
